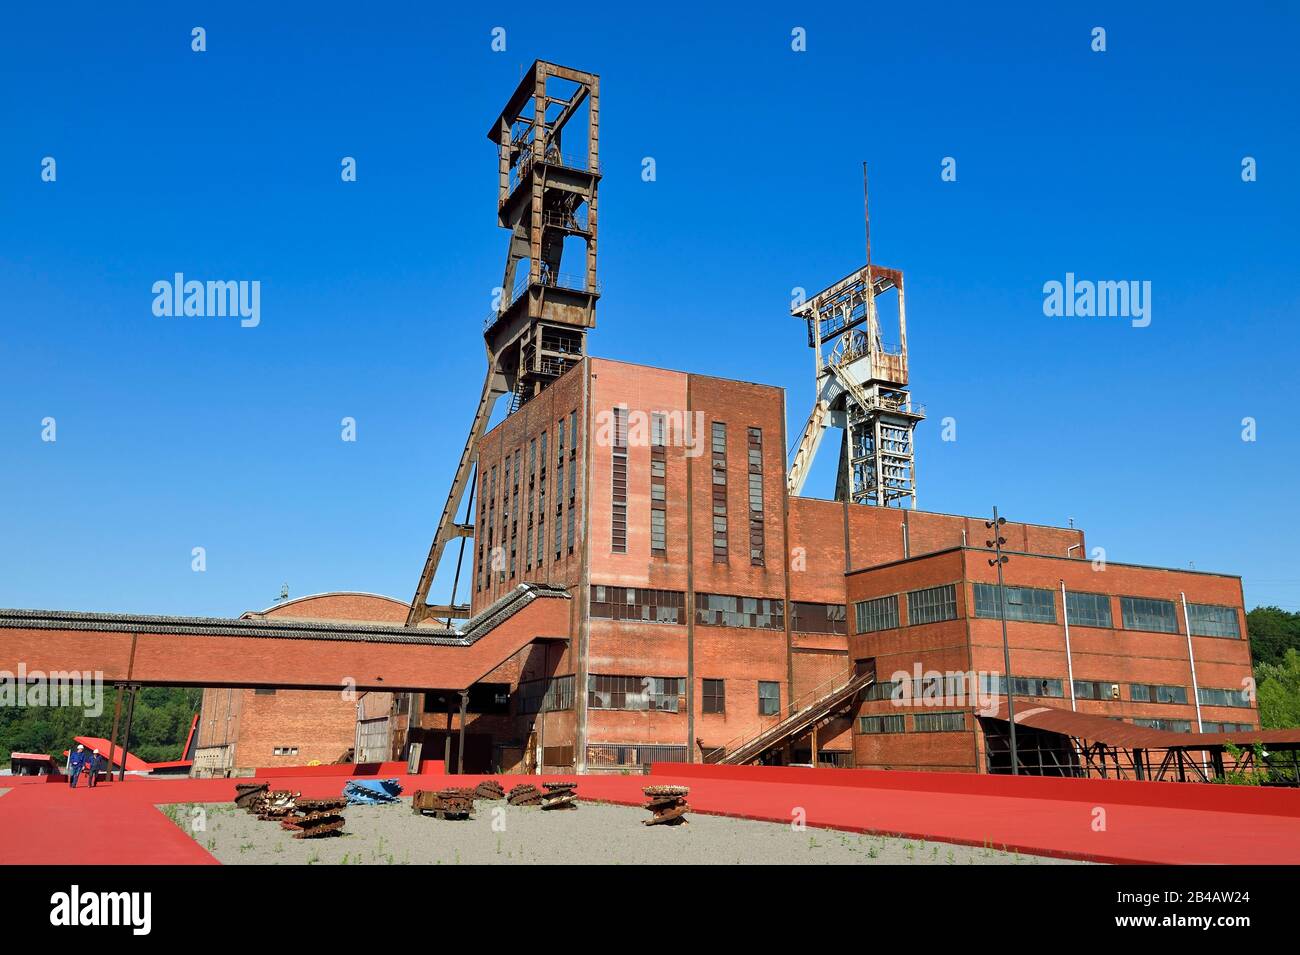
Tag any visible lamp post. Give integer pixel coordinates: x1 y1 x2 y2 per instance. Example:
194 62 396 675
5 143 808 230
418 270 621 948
987 507 1018 775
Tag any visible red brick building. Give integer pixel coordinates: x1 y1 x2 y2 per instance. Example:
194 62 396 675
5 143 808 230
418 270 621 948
390 355 1257 774
192 593 405 775
192 356 1256 778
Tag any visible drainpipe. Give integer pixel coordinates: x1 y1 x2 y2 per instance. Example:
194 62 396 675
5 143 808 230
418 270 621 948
1180 592 1204 732
901 521 910 559
1061 580 1076 712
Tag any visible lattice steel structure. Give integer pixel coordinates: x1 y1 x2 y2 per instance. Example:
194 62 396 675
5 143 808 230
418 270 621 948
787 245 923 507
408 61 600 626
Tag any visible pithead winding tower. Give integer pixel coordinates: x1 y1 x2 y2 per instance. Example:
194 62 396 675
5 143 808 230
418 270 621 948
408 61 600 626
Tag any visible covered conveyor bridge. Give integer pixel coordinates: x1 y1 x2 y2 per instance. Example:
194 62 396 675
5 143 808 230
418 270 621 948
0 584 570 693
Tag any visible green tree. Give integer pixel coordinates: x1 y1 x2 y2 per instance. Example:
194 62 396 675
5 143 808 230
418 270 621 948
1246 606 1300 668
1256 648 1300 730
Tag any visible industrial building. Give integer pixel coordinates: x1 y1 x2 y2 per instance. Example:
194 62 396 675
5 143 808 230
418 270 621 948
176 60 1265 782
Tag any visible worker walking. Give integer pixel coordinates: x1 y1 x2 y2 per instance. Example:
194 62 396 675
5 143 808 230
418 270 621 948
86 749 103 787
67 743 88 788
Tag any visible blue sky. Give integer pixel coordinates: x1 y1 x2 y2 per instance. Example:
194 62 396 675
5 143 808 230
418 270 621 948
1 2 1297 617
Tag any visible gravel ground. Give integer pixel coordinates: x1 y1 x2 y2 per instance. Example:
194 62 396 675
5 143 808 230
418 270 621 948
162 799 1087 865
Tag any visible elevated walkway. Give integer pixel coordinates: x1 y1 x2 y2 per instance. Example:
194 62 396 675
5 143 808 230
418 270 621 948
0 584 571 692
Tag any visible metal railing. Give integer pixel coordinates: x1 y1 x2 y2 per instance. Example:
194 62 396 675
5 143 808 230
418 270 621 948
483 272 603 333
715 665 874 765
508 150 599 194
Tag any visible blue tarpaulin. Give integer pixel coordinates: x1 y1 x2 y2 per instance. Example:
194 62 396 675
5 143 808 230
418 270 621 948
344 778 403 805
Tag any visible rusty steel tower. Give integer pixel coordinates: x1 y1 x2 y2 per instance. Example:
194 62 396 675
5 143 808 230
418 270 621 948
787 168 923 508
408 60 600 626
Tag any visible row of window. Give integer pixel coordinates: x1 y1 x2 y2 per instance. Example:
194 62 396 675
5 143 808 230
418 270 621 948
865 673 1251 710
586 675 781 716
608 413 766 566
854 585 959 634
854 583 1241 638
476 410 579 593
858 715 1255 736
589 586 845 634
859 711 967 735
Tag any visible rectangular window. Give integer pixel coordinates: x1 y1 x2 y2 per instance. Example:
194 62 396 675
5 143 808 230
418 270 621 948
906 584 958 625
912 711 966 733
590 586 685 625
611 406 628 554
858 714 906 734
980 674 1065 699
1120 596 1179 633
1197 686 1251 708
1065 591 1113 628
1132 718 1192 733
701 678 725 714
517 675 575 715
650 412 667 557
711 421 727 562
790 601 848 634
555 419 566 559
1130 683 1188 705
854 595 900 634
695 593 785 629
587 675 682 712
973 583 1057 623
1073 680 1120 701
747 427 764 566
1204 721 1255 733
757 681 780 716
1187 603 1241 638
536 432 547 570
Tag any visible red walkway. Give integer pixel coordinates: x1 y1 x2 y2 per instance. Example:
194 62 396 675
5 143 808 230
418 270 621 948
2 765 1298 865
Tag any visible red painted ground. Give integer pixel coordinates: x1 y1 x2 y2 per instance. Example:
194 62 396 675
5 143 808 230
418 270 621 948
2 768 1298 865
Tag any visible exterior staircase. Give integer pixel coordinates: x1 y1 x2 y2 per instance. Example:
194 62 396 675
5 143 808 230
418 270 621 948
717 665 875 766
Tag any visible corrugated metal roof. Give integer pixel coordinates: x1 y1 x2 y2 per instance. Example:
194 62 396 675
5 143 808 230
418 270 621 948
984 702 1300 749
0 584 570 648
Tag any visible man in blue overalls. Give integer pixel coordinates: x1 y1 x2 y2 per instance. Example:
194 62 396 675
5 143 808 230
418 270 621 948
86 749 103 787
67 743 88 788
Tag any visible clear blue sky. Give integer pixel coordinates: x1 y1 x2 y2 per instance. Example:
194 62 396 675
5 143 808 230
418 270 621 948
2 3 1297 617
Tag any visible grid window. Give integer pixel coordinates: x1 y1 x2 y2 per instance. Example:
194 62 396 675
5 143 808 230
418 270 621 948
517 675 575 715
1132 718 1192 733
1204 722 1255 733
695 593 785 629
1073 680 1121 701
711 422 727 561
701 678 725 714
747 427 764 566
758 681 780 716
1187 604 1241 638
790 601 848 634
854 595 900 634
587 675 682 712
912 711 966 733
980 674 1065 699
591 586 685 624
1120 596 1179 633
858 714 906 734
1065 591 1113 628
650 412 667 557
1130 683 1188 705
611 406 628 554
906 584 958 625
973 583 1056 623
1197 686 1251 708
